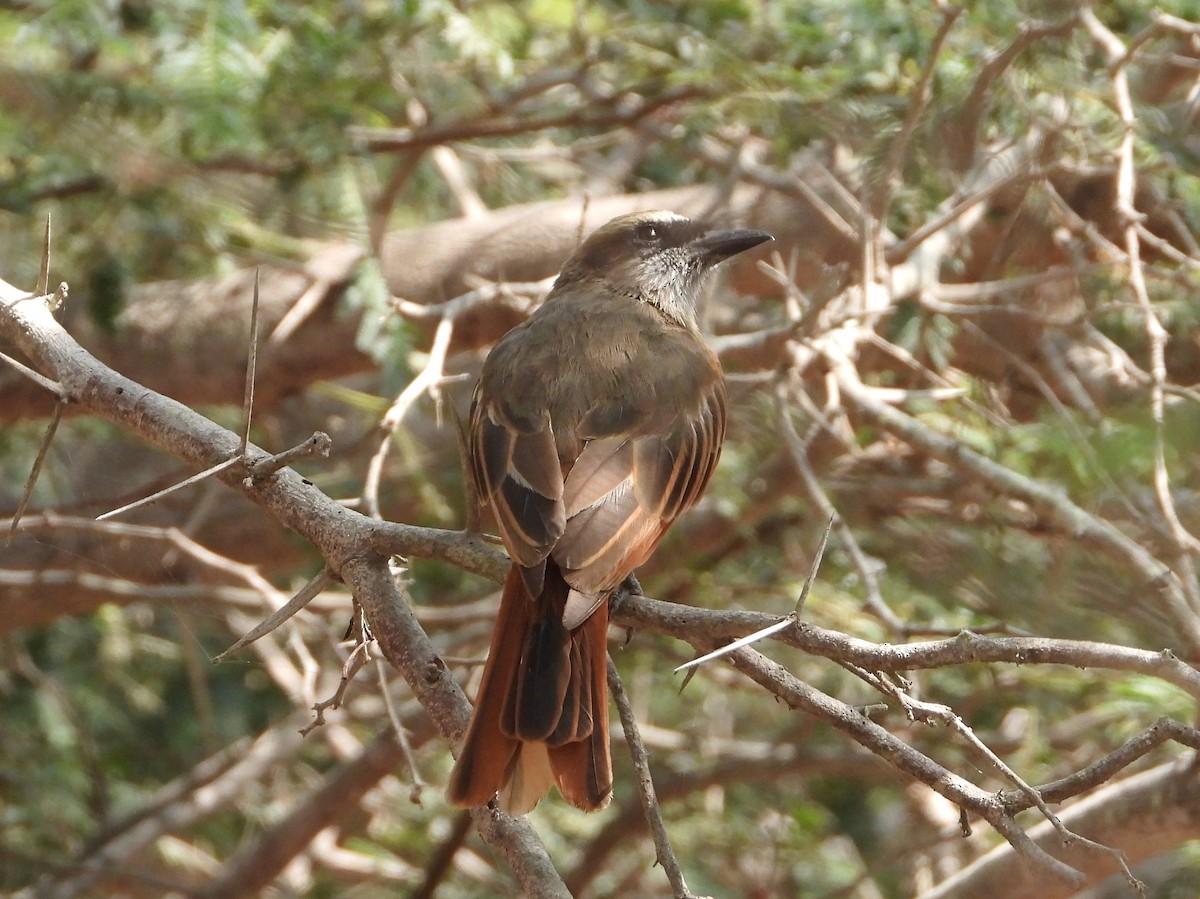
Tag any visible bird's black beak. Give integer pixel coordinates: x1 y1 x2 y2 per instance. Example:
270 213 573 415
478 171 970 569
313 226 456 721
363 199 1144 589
691 228 774 265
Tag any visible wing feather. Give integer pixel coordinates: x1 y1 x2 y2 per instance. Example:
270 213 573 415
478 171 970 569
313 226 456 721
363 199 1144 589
556 386 724 595
470 398 566 571
563 437 632 518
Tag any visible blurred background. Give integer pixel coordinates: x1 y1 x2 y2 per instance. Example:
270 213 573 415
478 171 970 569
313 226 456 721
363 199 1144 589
3 1 1200 896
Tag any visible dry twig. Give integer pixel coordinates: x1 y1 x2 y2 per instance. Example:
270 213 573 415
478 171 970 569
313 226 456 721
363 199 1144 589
608 657 705 899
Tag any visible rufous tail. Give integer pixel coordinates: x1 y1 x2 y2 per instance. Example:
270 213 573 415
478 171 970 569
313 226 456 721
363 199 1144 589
446 563 612 813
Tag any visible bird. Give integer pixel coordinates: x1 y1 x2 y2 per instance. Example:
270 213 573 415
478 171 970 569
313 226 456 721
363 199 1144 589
445 209 773 813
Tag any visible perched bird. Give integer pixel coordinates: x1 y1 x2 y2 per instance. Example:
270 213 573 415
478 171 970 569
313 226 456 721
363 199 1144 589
446 210 772 813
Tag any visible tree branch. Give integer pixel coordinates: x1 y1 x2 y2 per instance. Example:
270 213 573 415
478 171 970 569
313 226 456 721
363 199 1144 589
0 279 569 897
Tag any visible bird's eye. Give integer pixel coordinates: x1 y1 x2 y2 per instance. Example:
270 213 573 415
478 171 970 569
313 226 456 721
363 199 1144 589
633 222 661 246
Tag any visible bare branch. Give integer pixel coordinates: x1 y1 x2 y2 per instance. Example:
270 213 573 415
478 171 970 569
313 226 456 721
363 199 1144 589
876 684 1146 896
775 379 900 630
919 760 1200 899
362 311 456 519
1080 4 1200 610
376 655 426 804
0 347 64 395
712 642 1086 887
37 719 310 899
36 213 51 299
952 15 1080 168
612 594 1200 701
827 353 1200 653
244 431 333 481
349 84 703 153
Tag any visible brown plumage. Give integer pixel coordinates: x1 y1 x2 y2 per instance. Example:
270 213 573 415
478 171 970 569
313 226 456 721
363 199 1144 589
446 210 772 813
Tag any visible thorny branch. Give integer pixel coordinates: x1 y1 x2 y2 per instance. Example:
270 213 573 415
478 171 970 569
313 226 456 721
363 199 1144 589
0 277 573 899
717 641 1087 886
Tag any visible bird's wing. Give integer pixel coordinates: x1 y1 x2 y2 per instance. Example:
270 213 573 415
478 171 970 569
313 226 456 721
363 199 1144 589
470 385 566 587
555 378 726 599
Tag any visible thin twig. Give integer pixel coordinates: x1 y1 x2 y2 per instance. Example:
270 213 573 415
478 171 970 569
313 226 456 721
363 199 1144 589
96 456 242 521
362 312 456 519
960 322 1145 529
878 683 1147 897
240 268 260 458
266 272 339 348
774 378 902 631
1005 716 1200 809
826 352 1200 653
886 162 1040 265
348 83 702 153
36 213 51 299
8 399 63 537
213 567 334 662
245 431 332 482
1081 5 1200 594
0 349 64 396
300 635 372 737
952 15 1080 169
607 656 706 899
872 2 963 229
375 656 425 804
390 276 553 324
676 516 833 673
431 145 487 219
711 641 1087 887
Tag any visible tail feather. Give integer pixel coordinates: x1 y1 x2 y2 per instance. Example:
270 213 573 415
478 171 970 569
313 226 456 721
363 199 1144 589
446 563 612 812
549 637 588 746
549 603 612 809
511 616 571 739
445 567 527 809
498 743 555 815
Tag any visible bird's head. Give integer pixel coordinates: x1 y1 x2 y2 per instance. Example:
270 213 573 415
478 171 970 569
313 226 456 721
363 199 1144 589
554 210 773 328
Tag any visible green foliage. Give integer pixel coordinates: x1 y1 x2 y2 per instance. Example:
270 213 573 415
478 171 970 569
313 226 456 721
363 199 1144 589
0 604 291 888
6 0 1193 294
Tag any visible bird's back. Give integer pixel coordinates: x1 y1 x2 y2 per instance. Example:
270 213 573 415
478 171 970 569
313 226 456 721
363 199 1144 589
477 284 724 468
